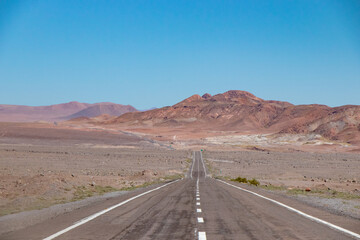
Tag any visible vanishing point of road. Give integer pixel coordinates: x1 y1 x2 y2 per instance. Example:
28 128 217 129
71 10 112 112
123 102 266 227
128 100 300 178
2 152 360 240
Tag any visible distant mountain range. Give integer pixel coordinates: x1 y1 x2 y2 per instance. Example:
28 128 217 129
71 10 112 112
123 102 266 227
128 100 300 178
2 91 360 146
0 102 137 122
93 90 360 146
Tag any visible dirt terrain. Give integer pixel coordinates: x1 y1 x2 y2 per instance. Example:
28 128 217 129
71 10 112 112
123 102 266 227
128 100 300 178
0 145 188 216
0 123 189 216
203 150 360 218
203 150 360 192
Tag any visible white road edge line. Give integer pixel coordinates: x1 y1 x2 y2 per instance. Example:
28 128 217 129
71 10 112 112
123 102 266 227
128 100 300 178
43 179 181 240
190 151 195 179
198 231 207 240
199 151 207 177
217 179 360 240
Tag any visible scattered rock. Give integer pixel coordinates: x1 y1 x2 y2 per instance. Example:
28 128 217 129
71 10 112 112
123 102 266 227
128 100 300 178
40 173 44 177
305 188 311 192
141 170 154 177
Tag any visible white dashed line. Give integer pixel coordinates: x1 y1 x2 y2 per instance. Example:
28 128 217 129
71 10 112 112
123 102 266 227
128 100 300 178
198 231 207 240
194 152 207 239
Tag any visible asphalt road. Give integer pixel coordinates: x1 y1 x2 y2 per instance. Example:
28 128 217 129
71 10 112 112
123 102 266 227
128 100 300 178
1 151 359 240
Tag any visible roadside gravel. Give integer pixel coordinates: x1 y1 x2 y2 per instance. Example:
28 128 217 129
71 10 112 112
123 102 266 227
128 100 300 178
0 190 127 235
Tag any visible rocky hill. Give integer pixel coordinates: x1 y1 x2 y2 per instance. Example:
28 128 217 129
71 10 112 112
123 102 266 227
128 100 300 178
0 102 137 122
102 90 360 145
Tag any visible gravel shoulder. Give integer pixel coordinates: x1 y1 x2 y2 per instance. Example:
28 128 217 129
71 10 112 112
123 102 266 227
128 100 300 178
0 189 128 235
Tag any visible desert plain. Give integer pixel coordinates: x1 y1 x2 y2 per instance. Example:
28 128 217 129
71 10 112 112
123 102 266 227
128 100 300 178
0 121 359 225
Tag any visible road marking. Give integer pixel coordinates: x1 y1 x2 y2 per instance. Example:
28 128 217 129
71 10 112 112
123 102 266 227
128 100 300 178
43 180 181 240
190 151 195 179
217 179 360 240
198 231 207 240
195 152 206 240
199 151 207 177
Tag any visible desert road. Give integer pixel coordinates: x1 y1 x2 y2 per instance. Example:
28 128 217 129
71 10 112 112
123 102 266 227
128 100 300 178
1 152 360 240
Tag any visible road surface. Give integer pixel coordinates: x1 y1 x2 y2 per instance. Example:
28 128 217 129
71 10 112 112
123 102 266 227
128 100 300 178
1 151 359 239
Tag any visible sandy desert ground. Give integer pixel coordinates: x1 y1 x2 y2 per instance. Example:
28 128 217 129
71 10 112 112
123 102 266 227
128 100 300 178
0 123 189 216
0 122 359 222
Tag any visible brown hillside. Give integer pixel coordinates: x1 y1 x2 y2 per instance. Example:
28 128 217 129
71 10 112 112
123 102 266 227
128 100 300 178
100 90 360 144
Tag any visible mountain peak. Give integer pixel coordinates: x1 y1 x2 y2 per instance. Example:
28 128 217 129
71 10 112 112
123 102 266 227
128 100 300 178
202 93 212 99
216 90 262 100
178 94 202 104
211 90 263 104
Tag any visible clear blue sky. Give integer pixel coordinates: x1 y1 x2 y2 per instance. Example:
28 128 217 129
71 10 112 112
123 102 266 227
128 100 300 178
1 0 359 109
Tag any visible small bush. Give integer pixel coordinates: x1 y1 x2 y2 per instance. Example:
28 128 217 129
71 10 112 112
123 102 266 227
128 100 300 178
248 178 260 186
231 176 260 186
231 177 248 183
